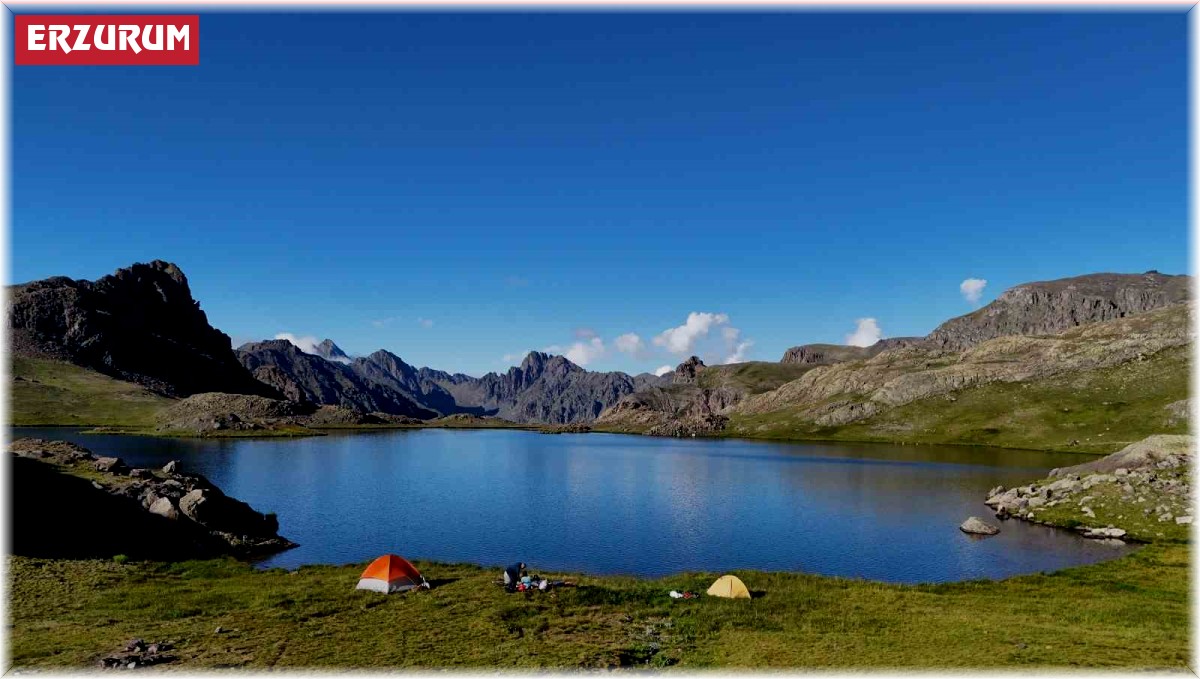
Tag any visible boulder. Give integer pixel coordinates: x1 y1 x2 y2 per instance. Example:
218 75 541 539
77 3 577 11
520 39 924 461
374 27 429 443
178 489 207 522
1082 527 1126 539
177 487 280 537
960 517 1000 536
162 460 179 474
148 497 179 520
94 457 127 474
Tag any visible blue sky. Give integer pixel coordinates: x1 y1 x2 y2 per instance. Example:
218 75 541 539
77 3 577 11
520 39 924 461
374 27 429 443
12 11 1188 376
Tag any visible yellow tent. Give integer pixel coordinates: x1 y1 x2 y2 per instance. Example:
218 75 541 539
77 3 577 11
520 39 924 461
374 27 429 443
706 574 750 599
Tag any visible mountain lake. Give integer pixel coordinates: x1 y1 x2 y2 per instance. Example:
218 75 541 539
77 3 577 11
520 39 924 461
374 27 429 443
12 427 1134 583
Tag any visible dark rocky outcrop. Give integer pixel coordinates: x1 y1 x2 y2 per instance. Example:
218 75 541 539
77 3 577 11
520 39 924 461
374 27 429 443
236 340 435 419
99 639 177 669
596 356 743 436
9 260 278 398
925 271 1189 351
10 438 295 560
672 356 706 384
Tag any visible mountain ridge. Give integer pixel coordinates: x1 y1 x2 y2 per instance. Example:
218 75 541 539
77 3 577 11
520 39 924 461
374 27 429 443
8 260 279 398
10 261 1191 432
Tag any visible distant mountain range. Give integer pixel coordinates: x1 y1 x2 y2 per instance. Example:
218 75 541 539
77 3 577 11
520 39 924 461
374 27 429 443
237 341 666 424
236 340 437 419
8 261 1192 429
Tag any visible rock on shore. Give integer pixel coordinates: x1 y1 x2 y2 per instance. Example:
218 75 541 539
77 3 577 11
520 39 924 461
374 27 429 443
10 438 295 560
959 517 1000 536
984 435 1193 542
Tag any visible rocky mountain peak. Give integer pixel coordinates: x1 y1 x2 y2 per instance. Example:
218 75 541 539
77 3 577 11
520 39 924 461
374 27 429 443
520 351 550 371
926 271 1191 351
10 260 277 398
108 258 189 288
518 351 581 379
361 349 416 375
315 339 350 363
673 356 706 384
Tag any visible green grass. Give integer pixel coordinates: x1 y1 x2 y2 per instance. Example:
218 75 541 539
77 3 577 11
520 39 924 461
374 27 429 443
1026 468 1193 544
11 356 174 427
8 544 1188 670
727 346 1190 454
695 361 819 395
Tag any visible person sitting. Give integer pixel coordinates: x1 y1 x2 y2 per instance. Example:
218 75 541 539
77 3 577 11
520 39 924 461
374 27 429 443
503 562 526 592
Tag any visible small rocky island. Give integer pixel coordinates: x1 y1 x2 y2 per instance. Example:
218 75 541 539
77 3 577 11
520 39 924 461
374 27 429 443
10 438 294 560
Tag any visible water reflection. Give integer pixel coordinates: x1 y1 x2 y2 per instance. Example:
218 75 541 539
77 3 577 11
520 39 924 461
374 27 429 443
11 427 1129 583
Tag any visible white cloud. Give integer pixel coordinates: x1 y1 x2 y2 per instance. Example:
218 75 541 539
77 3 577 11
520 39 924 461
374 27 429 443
653 365 673 377
371 317 398 328
717 326 753 364
545 337 606 367
653 312 730 355
844 318 883 348
417 317 434 329
724 339 754 364
275 332 322 355
574 327 598 339
652 312 754 364
960 278 988 304
614 333 645 355
275 332 351 364
502 353 524 364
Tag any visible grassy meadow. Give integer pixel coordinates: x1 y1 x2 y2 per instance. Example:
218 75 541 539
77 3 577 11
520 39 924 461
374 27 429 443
8 542 1189 670
726 346 1190 454
11 356 172 428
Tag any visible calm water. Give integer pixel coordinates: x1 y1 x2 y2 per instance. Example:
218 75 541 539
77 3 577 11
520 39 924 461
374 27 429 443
12 427 1132 583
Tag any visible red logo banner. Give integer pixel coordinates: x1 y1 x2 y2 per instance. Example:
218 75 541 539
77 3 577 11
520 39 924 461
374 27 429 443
15 15 199 66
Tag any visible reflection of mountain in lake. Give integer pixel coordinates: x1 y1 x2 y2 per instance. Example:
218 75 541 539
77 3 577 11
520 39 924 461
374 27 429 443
12 426 1131 584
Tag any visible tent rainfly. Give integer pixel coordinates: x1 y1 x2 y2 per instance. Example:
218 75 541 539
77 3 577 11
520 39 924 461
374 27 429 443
706 574 751 599
356 554 425 594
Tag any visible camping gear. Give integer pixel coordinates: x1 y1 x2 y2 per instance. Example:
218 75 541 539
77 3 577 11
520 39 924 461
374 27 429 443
503 562 526 589
356 554 425 594
706 574 751 599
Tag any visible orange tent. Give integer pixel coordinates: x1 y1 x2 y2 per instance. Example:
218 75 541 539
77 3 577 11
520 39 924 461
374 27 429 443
356 554 425 594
